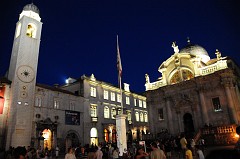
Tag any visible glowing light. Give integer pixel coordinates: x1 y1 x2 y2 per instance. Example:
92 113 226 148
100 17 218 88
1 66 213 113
235 134 239 138
42 129 50 140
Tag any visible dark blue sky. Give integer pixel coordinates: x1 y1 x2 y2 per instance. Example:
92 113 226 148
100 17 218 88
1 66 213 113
0 0 240 93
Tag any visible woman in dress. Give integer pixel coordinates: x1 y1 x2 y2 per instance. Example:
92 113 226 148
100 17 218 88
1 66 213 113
135 147 149 159
65 147 76 159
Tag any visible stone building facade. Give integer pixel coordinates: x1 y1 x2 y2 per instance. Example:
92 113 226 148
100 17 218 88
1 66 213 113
0 3 149 151
145 41 240 138
61 74 149 146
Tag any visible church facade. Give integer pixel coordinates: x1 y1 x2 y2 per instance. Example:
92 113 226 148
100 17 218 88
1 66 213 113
145 41 240 139
0 4 149 151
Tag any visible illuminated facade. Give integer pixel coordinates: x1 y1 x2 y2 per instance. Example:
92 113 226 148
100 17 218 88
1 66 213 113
145 41 240 138
61 74 149 146
0 3 149 151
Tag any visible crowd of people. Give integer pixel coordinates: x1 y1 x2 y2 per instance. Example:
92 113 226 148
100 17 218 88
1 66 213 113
1 132 240 159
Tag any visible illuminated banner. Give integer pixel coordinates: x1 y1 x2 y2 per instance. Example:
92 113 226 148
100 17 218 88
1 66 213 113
65 110 80 125
0 86 5 114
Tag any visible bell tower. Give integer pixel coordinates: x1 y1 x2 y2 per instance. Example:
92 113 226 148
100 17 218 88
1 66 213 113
6 3 42 148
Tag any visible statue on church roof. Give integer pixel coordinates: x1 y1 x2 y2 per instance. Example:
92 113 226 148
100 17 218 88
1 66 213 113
215 49 222 60
145 74 150 83
172 41 179 53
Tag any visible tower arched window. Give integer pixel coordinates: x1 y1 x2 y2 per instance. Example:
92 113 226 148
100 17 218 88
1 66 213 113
16 23 21 38
26 23 37 38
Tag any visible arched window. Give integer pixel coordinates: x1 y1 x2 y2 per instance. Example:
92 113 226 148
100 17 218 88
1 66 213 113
144 113 148 122
111 107 116 119
104 129 109 142
135 112 139 122
26 23 37 38
127 111 131 121
90 127 98 137
112 129 116 143
140 112 144 122
104 106 110 118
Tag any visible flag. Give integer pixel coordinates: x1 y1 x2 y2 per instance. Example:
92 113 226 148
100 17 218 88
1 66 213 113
117 35 122 78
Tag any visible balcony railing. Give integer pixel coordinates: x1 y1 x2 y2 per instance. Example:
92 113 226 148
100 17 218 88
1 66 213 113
91 117 98 122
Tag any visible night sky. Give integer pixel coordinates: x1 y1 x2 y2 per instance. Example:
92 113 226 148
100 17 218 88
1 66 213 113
0 0 240 93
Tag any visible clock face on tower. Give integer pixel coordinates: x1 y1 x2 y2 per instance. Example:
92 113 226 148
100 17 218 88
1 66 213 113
17 65 35 83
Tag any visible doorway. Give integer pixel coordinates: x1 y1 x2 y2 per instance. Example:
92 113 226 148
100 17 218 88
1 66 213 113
183 113 195 137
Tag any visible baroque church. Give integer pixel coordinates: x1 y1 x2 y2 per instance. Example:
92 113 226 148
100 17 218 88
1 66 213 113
145 40 240 144
0 3 149 151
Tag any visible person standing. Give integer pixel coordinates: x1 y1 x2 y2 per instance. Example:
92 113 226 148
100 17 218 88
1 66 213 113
87 148 97 159
112 147 119 159
65 148 76 159
185 144 193 159
135 147 149 159
150 142 166 159
190 139 196 156
13 146 27 159
180 134 187 158
55 145 60 159
36 146 43 159
95 146 103 159
195 145 204 159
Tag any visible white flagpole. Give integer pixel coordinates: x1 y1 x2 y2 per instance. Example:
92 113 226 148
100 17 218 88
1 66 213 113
116 35 127 157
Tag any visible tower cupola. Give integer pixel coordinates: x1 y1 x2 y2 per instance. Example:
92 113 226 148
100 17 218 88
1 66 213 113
20 3 41 22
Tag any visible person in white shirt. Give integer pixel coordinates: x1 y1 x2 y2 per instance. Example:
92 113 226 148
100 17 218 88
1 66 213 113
96 146 103 159
55 145 60 159
195 145 205 159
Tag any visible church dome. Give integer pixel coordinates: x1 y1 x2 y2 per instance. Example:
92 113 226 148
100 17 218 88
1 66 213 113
23 3 40 14
179 44 209 57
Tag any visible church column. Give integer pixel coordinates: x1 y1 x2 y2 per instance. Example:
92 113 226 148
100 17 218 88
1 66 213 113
165 97 174 134
176 111 182 133
221 73 239 124
199 89 209 125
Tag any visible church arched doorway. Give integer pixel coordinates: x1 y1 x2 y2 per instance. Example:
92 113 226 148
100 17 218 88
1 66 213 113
183 113 195 137
66 131 80 150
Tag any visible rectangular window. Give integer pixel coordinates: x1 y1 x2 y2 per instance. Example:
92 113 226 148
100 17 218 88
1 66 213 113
126 96 130 105
35 96 42 107
117 94 121 103
111 92 115 101
212 97 222 112
135 112 139 122
90 105 97 117
144 113 148 122
104 106 110 118
103 90 109 100
158 108 164 120
90 87 96 97
143 101 146 108
54 100 60 109
139 100 142 107
134 99 137 106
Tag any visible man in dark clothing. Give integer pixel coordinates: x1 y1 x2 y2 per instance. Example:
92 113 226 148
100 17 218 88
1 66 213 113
13 146 27 159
